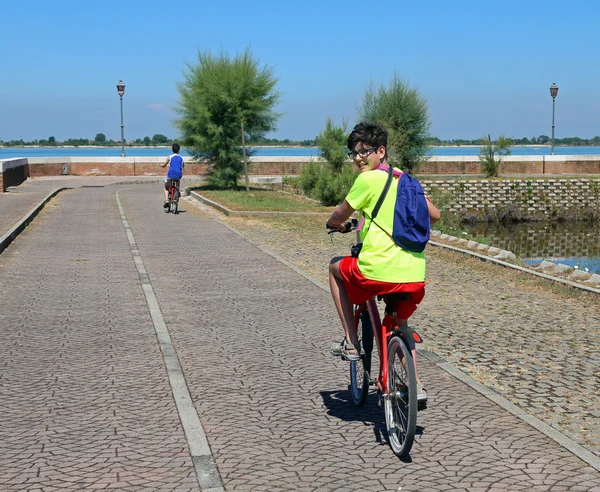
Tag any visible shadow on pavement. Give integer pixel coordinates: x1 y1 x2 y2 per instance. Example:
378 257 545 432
321 389 425 463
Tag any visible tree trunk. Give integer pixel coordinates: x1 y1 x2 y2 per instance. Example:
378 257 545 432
241 122 250 192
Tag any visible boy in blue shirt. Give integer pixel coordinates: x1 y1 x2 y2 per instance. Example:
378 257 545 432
160 143 185 208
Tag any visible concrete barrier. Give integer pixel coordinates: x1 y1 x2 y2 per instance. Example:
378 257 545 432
0 158 29 191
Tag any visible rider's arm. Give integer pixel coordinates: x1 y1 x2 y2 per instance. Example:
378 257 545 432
426 197 441 224
160 157 170 168
326 200 355 231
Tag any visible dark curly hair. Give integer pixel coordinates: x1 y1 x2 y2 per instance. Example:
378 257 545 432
172 142 181 153
347 122 388 159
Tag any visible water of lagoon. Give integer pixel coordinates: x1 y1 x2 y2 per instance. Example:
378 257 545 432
458 220 600 274
2 145 600 159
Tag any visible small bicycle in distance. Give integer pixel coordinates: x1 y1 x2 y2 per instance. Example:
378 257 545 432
166 179 181 214
328 218 424 458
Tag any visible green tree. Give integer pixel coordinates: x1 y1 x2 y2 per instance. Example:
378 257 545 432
48 136 56 146
175 48 280 189
299 117 356 205
317 117 348 173
94 133 106 144
143 136 151 146
479 134 511 177
359 74 430 172
538 135 550 144
152 134 168 144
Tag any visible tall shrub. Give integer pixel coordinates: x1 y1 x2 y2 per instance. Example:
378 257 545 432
175 48 280 189
359 74 430 172
479 134 511 177
300 118 356 205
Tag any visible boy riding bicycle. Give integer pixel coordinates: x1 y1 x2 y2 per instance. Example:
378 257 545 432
326 122 440 403
160 143 185 208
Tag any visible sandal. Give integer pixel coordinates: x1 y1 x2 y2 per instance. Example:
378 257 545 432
341 342 360 361
330 338 360 361
330 339 345 357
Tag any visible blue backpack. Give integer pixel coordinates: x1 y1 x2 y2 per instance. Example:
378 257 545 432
366 165 430 253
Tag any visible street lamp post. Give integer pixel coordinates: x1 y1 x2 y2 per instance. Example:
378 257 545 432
116 80 126 157
550 83 559 155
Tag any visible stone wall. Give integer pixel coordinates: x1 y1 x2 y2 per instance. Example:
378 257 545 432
421 178 600 219
417 155 600 175
7 155 600 180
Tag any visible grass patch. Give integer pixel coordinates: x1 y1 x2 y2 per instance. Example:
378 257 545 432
190 185 334 213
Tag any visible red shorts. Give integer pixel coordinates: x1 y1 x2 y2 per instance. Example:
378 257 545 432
339 256 425 319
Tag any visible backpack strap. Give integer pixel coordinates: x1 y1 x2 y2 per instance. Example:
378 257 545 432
360 165 396 242
371 164 394 220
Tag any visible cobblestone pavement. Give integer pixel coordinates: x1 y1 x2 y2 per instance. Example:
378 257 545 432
202 202 600 456
0 176 202 245
2 179 600 491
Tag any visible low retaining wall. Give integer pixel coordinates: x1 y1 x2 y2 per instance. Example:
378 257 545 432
421 177 600 219
25 157 210 178
0 158 28 191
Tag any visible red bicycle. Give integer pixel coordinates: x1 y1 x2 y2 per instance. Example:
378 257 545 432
329 219 423 457
166 179 180 214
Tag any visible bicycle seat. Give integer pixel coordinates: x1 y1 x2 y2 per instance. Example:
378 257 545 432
378 293 410 313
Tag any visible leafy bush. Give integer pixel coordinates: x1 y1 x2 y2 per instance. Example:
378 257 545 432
299 160 322 198
314 164 357 206
479 134 511 177
299 118 358 205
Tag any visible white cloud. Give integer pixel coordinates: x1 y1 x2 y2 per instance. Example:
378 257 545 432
148 103 167 111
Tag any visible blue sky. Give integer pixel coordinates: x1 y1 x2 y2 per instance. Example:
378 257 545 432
2 0 599 142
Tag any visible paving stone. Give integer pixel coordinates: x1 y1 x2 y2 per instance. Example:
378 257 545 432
2 178 600 491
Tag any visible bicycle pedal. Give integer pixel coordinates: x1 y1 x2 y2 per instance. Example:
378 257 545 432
418 400 428 411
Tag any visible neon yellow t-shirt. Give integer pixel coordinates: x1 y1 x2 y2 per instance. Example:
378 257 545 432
345 169 426 283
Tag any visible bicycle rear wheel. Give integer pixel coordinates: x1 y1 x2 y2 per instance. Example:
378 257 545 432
384 335 417 457
170 189 178 214
349 309 373 407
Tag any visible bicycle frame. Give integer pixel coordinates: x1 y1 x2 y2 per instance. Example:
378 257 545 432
169 180 180 200
354 298 420 399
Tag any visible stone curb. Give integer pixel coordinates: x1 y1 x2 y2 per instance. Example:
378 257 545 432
0 187 69 255
428 236 600 295
419 349 600 472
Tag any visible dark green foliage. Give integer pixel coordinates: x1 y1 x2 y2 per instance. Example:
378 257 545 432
299 160 322 197
175 48 281 189
299 118 357 205
479 134 511 177
359 74 430 172
152 134 168 144
314 164 357 206
94 133 106 143
317 117 348 174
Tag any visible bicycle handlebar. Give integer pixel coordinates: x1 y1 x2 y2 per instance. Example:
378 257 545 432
326 217 359 234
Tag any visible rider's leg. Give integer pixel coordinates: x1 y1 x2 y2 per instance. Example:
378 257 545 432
329 257 358 349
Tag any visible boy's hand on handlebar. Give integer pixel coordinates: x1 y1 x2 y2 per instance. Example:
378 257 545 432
326 221 352 234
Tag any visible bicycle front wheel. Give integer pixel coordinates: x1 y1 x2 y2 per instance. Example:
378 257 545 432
349 309 372 407
384 335 417 457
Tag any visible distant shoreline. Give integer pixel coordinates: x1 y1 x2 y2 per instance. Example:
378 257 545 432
3 144 596 149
